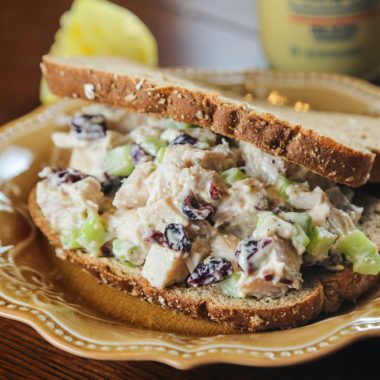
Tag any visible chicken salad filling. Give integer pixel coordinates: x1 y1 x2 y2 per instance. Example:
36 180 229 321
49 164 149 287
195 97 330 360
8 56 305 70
36 104 380 299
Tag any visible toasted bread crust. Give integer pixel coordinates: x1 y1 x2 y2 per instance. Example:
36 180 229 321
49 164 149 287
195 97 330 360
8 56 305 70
319 269 379 313
41 56 375 187
28 189 379 332
370 151 380 182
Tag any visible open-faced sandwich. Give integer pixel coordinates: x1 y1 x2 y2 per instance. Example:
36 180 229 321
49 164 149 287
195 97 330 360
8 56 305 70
29 55 380 332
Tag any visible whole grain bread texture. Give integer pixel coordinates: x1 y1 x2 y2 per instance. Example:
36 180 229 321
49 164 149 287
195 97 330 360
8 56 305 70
244 101 380 183
41 55 376 187
28 189 380 332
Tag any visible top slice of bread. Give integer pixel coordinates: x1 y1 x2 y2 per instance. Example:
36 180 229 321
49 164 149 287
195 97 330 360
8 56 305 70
41 55 377 187
247 101 380 183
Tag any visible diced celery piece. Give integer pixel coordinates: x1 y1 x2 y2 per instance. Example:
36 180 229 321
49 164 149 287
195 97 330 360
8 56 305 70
284 212 312 236
292 224 310 249
60 228 81 249
121 261 136 268
140 136 167 156
306 226 336 258
352 255 380 276
276 175 294 198
337 229 380 275
339 186 355 202
199 136 213 144
154 147 167 164
167 120 195 129
337 230 377 257
256 211 274 228
221 168 247 187
183 123 197 129
220 272 243 298
77 213 107 254
106 145 134 176
112 239 143 265
112 239 137 259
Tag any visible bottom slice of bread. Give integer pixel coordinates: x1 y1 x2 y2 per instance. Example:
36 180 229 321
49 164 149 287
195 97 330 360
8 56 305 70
28 189 380 332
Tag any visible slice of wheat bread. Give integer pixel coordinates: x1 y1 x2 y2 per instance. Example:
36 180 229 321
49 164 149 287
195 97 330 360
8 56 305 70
246 102 380 183
41 55 376 187
28 188 380 332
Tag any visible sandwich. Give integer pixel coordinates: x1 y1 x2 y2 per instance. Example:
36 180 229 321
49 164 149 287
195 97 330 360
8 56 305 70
29 55 380 332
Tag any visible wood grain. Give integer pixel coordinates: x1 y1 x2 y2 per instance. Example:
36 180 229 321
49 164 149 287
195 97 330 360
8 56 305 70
1 1 380 378
1 318 380 380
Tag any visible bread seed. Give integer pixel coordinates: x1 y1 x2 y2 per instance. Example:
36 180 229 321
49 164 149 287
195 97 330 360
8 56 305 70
135 79 145 90
124 93 137 102
83 83 96 100
196 110 204 120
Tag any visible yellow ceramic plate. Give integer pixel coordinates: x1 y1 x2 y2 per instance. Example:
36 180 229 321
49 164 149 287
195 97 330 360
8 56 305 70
1 70 380 369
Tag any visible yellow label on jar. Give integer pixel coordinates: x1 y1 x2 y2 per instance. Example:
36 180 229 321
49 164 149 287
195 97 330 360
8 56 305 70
258 0 380 76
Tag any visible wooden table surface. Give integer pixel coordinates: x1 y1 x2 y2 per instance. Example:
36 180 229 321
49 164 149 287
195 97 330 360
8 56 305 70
1 1 380 379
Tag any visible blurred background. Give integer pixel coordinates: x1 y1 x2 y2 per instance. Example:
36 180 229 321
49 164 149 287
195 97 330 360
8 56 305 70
0 0 265 125
0 0 379 124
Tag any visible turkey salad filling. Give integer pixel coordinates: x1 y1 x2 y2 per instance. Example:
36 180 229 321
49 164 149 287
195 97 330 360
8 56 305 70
36 104 380 299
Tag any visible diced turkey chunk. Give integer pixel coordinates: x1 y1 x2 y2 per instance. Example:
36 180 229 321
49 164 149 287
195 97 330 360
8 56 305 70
137 196 189 232
106 209 149 253
161 144 238 171
129 125 162 145
236 238 302 298
213 178 268 238
145 163 227 205
286 185 330 225
36 177 102 231
326 186 363 224
113 162 156 209
54 130 128 180
325 207 356 238
240 142 285 185
210 233 240 265
141 244 189 288
185 236 211 273
52 132 88 148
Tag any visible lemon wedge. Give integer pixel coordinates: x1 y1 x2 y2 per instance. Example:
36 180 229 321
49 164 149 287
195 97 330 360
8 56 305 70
40 0 158 104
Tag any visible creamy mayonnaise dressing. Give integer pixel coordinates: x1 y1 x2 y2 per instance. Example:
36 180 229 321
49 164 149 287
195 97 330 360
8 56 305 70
36 104 367 298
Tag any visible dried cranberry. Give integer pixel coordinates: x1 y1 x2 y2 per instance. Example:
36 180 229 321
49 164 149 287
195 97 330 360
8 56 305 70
53 168 88 185
209 182 221 200
279 278 293 285
264 273 274 281
131 144 150 165
71 114 107 140
164 223 192 253
182 193 214 221
187 257 233 287
171 134 197 146
101 174 124 196
145 229 165 245
100 242 113 257
271 204 291 214
235 237 273 275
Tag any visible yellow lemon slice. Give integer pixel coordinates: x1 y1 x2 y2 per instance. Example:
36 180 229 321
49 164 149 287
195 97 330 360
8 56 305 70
40 0 158 104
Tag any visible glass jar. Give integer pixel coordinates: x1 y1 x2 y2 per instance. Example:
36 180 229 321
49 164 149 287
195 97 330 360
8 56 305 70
258 0 380 77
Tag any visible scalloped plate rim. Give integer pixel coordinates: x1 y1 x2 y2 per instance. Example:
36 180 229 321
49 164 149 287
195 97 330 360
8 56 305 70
2 302 380 369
